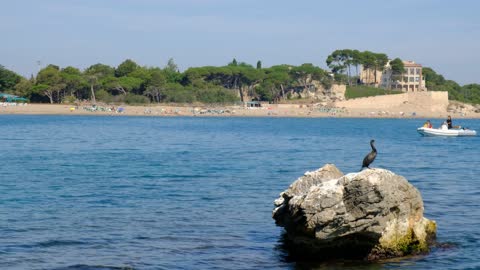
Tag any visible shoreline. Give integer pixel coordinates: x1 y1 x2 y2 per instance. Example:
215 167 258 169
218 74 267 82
1 103 480 119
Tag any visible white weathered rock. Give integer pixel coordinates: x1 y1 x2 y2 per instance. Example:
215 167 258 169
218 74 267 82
273 164 436 260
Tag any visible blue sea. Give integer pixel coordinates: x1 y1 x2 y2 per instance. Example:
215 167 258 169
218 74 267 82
1 115 479 270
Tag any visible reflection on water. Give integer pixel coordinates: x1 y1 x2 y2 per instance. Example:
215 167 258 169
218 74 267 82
276 232 378 262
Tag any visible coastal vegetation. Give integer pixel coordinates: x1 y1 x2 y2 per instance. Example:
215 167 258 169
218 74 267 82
326 49 389 86
1 51 480 104
345 85 402 100
422 67 480 104
0 60 332 105
327 49 480 104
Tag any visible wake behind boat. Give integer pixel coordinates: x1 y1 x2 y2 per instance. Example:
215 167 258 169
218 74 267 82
417 126 477 137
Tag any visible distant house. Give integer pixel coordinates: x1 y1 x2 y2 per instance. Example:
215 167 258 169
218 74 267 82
381 61 427 92
360 60 427 92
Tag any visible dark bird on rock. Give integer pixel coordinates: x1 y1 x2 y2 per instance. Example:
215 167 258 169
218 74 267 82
361 139 377 170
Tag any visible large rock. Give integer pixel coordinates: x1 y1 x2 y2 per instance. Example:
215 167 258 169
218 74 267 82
273 164 436 260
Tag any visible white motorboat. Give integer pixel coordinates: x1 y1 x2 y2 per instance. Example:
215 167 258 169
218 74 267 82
417 125 477 137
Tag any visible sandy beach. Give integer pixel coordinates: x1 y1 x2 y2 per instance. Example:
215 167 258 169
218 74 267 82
1 102 479 119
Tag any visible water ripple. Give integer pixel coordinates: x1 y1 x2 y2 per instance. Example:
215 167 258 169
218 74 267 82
1 116 480 269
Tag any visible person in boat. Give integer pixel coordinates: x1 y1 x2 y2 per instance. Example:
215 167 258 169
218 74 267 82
446 115 461 129
423 120 432 128
446 115 453 129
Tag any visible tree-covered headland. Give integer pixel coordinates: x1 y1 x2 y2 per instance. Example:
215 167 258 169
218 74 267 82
1 51 479 104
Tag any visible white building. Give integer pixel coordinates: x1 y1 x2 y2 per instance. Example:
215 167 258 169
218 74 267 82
380 60 427 91
361 60 427 92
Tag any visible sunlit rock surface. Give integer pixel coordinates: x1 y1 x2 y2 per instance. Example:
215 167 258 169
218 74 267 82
273 164 436 260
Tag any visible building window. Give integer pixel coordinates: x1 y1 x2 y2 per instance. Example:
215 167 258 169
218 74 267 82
416 68 420 75
409 77 414 82
415 76 420 82
405 69 409 75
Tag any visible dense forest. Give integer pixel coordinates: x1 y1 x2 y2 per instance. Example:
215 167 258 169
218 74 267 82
1 50 480 104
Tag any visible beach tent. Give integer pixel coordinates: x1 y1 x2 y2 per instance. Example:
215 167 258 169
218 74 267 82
0 93 28 102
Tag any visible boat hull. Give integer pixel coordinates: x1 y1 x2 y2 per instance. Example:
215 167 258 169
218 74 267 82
417 127 477 137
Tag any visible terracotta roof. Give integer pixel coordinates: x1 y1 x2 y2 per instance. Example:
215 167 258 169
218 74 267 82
402 60 422 67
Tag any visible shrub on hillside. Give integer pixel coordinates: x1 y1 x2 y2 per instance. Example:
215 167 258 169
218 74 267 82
195 88 239 104
124 93 150 104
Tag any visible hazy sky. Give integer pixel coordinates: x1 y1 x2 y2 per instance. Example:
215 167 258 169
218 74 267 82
1 0 479 85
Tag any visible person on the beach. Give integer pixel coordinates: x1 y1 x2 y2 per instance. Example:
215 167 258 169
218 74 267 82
446 115 453 129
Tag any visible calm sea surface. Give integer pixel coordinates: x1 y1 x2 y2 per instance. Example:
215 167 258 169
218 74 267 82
1 115 479 270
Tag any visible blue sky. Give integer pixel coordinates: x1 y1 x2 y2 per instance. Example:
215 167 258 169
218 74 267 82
1 0 479 85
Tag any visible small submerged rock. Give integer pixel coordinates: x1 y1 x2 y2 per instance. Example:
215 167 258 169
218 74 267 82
273 164 436 261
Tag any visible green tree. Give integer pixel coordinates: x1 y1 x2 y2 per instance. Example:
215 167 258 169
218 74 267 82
326 50 348 79
237 65 264 101
115 59 139 77
422 67 464 101
165 58 179 73
229 58 238 66
257 65 292 102
326 49 363 85
13 78 33 99
265 65 292 101
103 76 143 95
422 67 446 89
163 58 181 84
0 65 22 92
256 60 262 69
60 66 87 100
373 53 388 84
461 84 480 103
351 49 363 82
184 64 263 102
360 51 376 84
84 63 115 103
85 63 115 78
183 68 206 88
36 65 65 103
31 84 50 102
129 66 152 82
389 58 404 89
144 69 167 102
290 63 331 90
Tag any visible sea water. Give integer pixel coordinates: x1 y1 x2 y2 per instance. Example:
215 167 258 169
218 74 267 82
1 115 479 270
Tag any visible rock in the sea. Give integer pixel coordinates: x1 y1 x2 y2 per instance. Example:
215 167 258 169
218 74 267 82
273 164 436 260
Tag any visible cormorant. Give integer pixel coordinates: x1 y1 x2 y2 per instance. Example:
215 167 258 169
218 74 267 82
361 139 377 170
